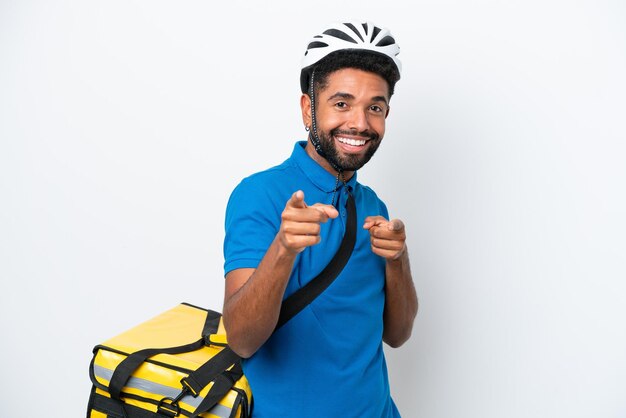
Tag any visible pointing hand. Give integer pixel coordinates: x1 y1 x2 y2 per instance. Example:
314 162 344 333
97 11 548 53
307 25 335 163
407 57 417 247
363 216 407 260
279 191 339 254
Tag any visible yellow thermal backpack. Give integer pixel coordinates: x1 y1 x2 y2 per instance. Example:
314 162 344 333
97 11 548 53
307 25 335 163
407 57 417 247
87 303 251 418
86 192 356 417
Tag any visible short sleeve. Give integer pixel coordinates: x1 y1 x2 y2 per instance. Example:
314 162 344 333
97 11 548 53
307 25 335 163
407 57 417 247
223 177 282 276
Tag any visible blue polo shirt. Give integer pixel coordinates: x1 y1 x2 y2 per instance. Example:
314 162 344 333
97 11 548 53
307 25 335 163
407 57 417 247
224 141 400 417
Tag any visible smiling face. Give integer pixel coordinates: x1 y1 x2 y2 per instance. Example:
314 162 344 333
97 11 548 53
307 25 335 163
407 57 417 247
301 68 390 175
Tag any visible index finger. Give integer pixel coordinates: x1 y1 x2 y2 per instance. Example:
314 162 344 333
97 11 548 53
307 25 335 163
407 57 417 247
310 203 339 219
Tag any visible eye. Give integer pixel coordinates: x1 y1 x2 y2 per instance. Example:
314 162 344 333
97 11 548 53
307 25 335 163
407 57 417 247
334 101 348 109
370 105 384 113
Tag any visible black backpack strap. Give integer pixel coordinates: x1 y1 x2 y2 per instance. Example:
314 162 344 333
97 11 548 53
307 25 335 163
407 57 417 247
179 346 240 396
188 363 244 418
275 191 356 330
202 308 222 336
108 309 222 400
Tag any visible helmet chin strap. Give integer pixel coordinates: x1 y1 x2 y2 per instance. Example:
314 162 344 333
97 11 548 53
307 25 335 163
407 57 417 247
308 69 352 207
308 70 343 174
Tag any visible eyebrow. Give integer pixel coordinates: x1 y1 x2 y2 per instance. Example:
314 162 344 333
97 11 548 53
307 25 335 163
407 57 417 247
327 92 389 106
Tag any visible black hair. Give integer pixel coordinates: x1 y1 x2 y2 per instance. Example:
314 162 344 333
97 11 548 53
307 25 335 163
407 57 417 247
300 49 401 98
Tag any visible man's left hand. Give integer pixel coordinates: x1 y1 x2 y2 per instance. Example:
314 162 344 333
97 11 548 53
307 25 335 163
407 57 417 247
363 216 407 261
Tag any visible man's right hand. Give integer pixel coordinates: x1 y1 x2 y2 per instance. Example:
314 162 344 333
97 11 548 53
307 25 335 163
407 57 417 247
278 190 339 254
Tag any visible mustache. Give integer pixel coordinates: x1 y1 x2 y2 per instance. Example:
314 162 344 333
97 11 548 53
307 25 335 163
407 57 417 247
330 128 379 142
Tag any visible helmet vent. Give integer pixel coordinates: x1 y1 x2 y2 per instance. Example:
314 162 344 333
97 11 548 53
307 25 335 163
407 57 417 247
307 41 329 50
376 35 396 47
371 26 381 41
344 23 365 42
322 28 358 44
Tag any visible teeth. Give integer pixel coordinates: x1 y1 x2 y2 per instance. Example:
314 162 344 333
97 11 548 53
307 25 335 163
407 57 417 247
337 137 366 146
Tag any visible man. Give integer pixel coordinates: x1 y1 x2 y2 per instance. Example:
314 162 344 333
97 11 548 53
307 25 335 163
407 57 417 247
222 21 418 417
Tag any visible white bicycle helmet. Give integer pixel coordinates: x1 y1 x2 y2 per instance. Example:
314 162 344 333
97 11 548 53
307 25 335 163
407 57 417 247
300 21 402 92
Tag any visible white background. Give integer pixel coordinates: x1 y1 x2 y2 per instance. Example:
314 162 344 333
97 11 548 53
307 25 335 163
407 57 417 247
1 1 625 417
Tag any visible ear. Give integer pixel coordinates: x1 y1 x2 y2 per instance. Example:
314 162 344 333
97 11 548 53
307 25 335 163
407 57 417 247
300 93 312 128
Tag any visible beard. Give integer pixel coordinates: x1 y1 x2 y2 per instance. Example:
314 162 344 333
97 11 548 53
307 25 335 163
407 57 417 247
316 128 382 171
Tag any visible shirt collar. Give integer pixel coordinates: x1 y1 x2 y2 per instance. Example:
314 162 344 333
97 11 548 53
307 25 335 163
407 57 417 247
291 141 358 193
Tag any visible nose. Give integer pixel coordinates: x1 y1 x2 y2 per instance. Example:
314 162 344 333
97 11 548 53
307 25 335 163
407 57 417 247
347 109 369 133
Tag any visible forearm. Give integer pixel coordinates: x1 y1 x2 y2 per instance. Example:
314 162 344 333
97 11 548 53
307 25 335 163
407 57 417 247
223 236 297 358
382 248 418 348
